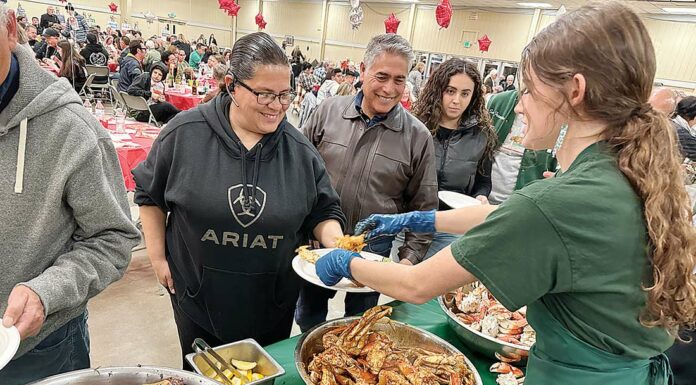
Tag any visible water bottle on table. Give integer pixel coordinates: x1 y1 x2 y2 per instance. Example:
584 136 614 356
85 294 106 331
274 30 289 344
114 108 126 133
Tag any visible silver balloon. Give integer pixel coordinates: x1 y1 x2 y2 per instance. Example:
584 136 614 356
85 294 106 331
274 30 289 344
349 6 363 30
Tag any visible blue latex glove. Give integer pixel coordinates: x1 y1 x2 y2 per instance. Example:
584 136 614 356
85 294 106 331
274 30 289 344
315 249 362 286
354 210 437 240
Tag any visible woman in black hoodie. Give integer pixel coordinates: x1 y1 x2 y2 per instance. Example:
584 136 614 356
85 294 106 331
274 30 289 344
133 32 346 367
411 58 497 259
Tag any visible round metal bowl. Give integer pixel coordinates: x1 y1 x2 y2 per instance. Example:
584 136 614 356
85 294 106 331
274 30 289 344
28 366 221 385
439 288 530 366
295 317 483 385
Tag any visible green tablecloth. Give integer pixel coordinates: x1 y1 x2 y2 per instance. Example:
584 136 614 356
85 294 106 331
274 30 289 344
264 299 498 385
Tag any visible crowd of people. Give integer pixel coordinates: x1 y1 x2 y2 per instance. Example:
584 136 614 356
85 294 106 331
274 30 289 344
15 3 237 125
1 1 696 385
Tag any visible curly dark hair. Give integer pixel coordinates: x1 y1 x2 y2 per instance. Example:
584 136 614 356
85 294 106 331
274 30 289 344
412 58 497 164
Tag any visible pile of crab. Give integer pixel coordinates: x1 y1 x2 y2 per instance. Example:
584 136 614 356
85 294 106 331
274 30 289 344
306 306 477 385
452 286 535 348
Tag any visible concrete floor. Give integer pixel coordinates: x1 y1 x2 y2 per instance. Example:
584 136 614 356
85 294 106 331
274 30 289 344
86 109 392 369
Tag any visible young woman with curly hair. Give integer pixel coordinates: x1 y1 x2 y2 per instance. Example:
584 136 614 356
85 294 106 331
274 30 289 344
410 58 497 258
317 2 696 384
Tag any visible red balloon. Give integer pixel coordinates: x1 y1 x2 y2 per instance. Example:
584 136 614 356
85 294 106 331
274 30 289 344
478 34 492 52
255 12 267 29
218 0 240 17
384 13 400 34
108 2 118 13
435 0 453 29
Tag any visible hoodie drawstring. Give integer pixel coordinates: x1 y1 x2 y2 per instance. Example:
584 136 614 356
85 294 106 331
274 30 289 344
14 118 28 194
238 141 263 213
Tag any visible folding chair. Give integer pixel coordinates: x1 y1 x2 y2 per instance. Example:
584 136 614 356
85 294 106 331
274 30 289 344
85 65 113 104
78 73 96 99
111 85 127 112
120 92 160 127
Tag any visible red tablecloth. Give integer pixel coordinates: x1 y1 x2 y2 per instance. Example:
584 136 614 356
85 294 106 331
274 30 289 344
105 120 159 191
165 91 205 110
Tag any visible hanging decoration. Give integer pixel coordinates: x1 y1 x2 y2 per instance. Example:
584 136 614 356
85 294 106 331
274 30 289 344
349 6 364 30
463 40 472 48
168 12 177 19
255 12 267 29
350 0 360 8
477 34 492 52
218 0 240 17
16 4 26 18
58 0 67 4
384 13 400 34
108 2 118 13
144 11 156 24
435 0 452 29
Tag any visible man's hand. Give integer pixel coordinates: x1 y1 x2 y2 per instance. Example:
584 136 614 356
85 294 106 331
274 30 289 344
2 285 46 340
475 195 489 205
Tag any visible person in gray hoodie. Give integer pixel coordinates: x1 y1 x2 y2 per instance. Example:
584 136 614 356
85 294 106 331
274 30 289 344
0 8 140 384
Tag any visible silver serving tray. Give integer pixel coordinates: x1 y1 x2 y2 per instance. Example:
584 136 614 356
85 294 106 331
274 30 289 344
294 317 483 385
185 338 284 385
439 287 530 365
28 366 220 385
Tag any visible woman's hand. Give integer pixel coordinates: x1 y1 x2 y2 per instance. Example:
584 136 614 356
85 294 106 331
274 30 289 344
315 249 362 286
354 210 436 240
151 259 175 294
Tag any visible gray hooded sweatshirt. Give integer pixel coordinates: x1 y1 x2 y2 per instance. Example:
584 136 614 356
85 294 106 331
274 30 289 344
0 45 141 357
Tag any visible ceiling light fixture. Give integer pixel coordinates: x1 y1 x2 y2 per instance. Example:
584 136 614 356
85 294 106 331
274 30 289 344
517 2 553 8
662 7 696 14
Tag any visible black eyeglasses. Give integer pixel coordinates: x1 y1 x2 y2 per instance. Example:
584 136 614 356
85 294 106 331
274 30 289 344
234 78 296 106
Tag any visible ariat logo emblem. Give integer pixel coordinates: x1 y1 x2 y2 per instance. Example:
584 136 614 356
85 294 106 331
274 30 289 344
228 184 267 228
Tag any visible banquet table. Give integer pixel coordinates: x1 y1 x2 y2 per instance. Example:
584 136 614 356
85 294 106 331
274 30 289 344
264 299 499 385
104 119 160 191
165 90 206 110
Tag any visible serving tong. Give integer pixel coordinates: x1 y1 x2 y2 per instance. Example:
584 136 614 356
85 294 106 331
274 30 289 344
192 338 248 385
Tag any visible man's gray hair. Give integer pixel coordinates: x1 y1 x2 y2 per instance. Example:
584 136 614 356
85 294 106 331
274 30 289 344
363 34 415 70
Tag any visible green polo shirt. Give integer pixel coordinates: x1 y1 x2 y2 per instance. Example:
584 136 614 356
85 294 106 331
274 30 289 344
452 142 673 359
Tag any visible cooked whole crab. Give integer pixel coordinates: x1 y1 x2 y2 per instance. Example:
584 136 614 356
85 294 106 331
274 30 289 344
307 306 476 385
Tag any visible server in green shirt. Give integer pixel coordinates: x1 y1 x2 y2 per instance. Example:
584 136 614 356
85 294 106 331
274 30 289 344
314 3 696 385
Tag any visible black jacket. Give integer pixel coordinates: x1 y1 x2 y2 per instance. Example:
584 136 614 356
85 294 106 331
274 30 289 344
132 94 345 343
39 13 59 30
127 72 153 99
34 41 58 60
433 116 493 202
80 44 109 66
127 63 167 99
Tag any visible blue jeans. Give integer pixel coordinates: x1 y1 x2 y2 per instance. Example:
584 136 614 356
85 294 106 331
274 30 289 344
0 312 90 385
295 237 394 333
424 232 460 260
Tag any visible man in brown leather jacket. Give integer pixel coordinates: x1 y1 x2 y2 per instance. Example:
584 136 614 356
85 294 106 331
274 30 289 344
296 34 438 331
